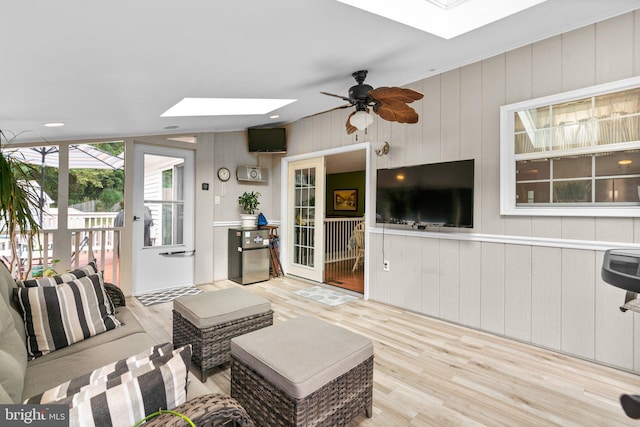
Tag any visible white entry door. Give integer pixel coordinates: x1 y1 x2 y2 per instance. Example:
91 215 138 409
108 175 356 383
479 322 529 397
132 144 195 294
286 157 325 282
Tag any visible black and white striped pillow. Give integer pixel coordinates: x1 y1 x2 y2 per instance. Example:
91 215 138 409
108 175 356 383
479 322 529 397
25 343 175 404
63 345 192 427
18 261 99 287
16 273 121 359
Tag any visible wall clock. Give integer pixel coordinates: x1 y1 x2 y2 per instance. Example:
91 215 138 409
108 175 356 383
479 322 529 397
217 167 231 182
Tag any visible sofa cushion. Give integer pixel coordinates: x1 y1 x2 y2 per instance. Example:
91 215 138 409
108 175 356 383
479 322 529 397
27 306 145 368
16 274 121 359
25 342 174 404
18 261 98 287
60 345 191 427
22 332 157 401
0 262 26 347
0 292 28 403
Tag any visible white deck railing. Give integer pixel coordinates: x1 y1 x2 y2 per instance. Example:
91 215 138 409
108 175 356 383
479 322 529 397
1 220 121 285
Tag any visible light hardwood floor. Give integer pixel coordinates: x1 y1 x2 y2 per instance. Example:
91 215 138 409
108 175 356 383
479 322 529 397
127 277 640 426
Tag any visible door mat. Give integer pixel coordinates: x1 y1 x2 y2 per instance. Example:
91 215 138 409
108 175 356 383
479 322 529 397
293 286 358 307
136 285 202 306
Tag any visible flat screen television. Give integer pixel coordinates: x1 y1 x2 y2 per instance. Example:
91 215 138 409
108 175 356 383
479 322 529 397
248 128 286 153
376 159 474 228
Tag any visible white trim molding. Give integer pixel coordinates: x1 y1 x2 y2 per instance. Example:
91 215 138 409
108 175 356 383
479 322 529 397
370 225 640 252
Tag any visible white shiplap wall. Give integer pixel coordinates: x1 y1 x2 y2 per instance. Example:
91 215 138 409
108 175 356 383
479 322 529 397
280 11 640 373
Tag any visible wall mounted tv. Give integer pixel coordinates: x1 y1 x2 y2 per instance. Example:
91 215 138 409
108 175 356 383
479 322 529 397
376 159 475 229
248 128 287 153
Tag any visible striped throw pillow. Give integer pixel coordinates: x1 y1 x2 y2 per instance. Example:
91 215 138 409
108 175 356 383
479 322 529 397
19 261 99 287
63 345 191 427
25 343 175 404
16 273 121 359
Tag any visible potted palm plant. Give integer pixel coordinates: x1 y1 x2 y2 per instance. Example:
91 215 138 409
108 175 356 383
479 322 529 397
0 130 42 279
238 191 261 228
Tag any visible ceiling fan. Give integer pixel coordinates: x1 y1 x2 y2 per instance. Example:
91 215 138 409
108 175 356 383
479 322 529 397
321 70 424 134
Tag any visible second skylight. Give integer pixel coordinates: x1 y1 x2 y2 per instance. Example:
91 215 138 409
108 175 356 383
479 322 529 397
161 98 297 117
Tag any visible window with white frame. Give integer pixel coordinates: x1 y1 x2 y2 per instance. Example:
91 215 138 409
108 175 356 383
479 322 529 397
500 77 640 217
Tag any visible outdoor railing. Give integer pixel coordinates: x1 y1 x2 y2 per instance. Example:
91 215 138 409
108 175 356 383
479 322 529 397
0 226 121 285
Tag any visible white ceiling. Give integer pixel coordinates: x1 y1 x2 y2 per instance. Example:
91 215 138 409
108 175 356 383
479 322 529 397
1 0 638 144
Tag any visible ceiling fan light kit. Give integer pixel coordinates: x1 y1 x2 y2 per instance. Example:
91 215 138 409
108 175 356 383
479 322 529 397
350 110 374 131
321 70 424 134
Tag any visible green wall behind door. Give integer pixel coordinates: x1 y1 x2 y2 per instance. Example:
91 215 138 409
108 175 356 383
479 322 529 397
326 171 365 217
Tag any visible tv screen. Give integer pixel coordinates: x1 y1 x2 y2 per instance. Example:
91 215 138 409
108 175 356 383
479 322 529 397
248 128 286 153
376 159 474 228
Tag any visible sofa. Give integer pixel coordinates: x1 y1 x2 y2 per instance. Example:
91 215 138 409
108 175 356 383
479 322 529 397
0 262 252 426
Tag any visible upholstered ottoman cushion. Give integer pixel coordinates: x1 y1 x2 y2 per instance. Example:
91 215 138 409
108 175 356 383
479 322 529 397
231 316 372 398
174 287 271 328
230 316 373 426
173 287 273 382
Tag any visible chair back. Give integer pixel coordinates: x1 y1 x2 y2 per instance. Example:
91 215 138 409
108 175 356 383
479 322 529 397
353 222 365 249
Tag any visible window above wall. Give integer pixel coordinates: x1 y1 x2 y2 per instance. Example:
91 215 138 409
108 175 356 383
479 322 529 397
500 76 640 217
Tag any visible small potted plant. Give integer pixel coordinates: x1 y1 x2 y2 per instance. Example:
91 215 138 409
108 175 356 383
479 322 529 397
238 191 261 228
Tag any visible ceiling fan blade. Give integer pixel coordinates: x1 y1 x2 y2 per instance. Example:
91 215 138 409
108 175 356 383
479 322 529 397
320 91 352 103
369 86 423 124
302 103 351 120
346 111 357 135
375 103 419 124
369 87 424 104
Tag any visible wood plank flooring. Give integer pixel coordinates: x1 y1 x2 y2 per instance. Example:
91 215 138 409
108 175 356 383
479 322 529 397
127 277 640 426
324 259 365 293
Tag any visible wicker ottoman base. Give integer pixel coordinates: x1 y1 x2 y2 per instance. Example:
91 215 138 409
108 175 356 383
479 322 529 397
173 309 273 382
231 354 373 427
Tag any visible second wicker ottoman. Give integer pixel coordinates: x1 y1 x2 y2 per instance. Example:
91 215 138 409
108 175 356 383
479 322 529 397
230 316 374 426
173 287 273 382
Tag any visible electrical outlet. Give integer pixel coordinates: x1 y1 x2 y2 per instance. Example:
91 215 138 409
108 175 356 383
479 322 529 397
383 260 390 271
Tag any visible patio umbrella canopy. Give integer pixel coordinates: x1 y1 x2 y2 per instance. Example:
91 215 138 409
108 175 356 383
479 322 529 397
2 144 124 170
2 144 124 225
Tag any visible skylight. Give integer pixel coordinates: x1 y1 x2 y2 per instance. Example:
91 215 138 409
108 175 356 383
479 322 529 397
161 98 297 117
335 0 548 39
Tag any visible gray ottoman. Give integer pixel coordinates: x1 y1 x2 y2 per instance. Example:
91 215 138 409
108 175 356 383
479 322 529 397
173 287 273 382
230 316 374 426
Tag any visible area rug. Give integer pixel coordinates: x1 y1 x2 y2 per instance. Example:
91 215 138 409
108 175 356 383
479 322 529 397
136 285 202 306
293 286 358 307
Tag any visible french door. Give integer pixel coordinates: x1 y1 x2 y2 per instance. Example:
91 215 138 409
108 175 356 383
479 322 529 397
286 157 325 283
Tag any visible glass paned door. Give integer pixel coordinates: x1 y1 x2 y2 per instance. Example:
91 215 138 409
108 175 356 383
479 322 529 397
143 155 185 247
287 158 324 282
133 143 194 295
293 167 316 267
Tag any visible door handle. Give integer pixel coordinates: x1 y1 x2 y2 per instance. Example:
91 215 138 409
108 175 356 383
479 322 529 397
133 215 141 221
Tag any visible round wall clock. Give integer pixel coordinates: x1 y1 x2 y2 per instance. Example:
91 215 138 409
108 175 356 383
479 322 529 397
217 167 231 182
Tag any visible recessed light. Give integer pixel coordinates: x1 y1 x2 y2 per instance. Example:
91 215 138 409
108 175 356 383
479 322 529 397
618 159 633 165
270 115 280 119
335 0 547 39
161 98 297 117
396 174 405 181
44 122 65 127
